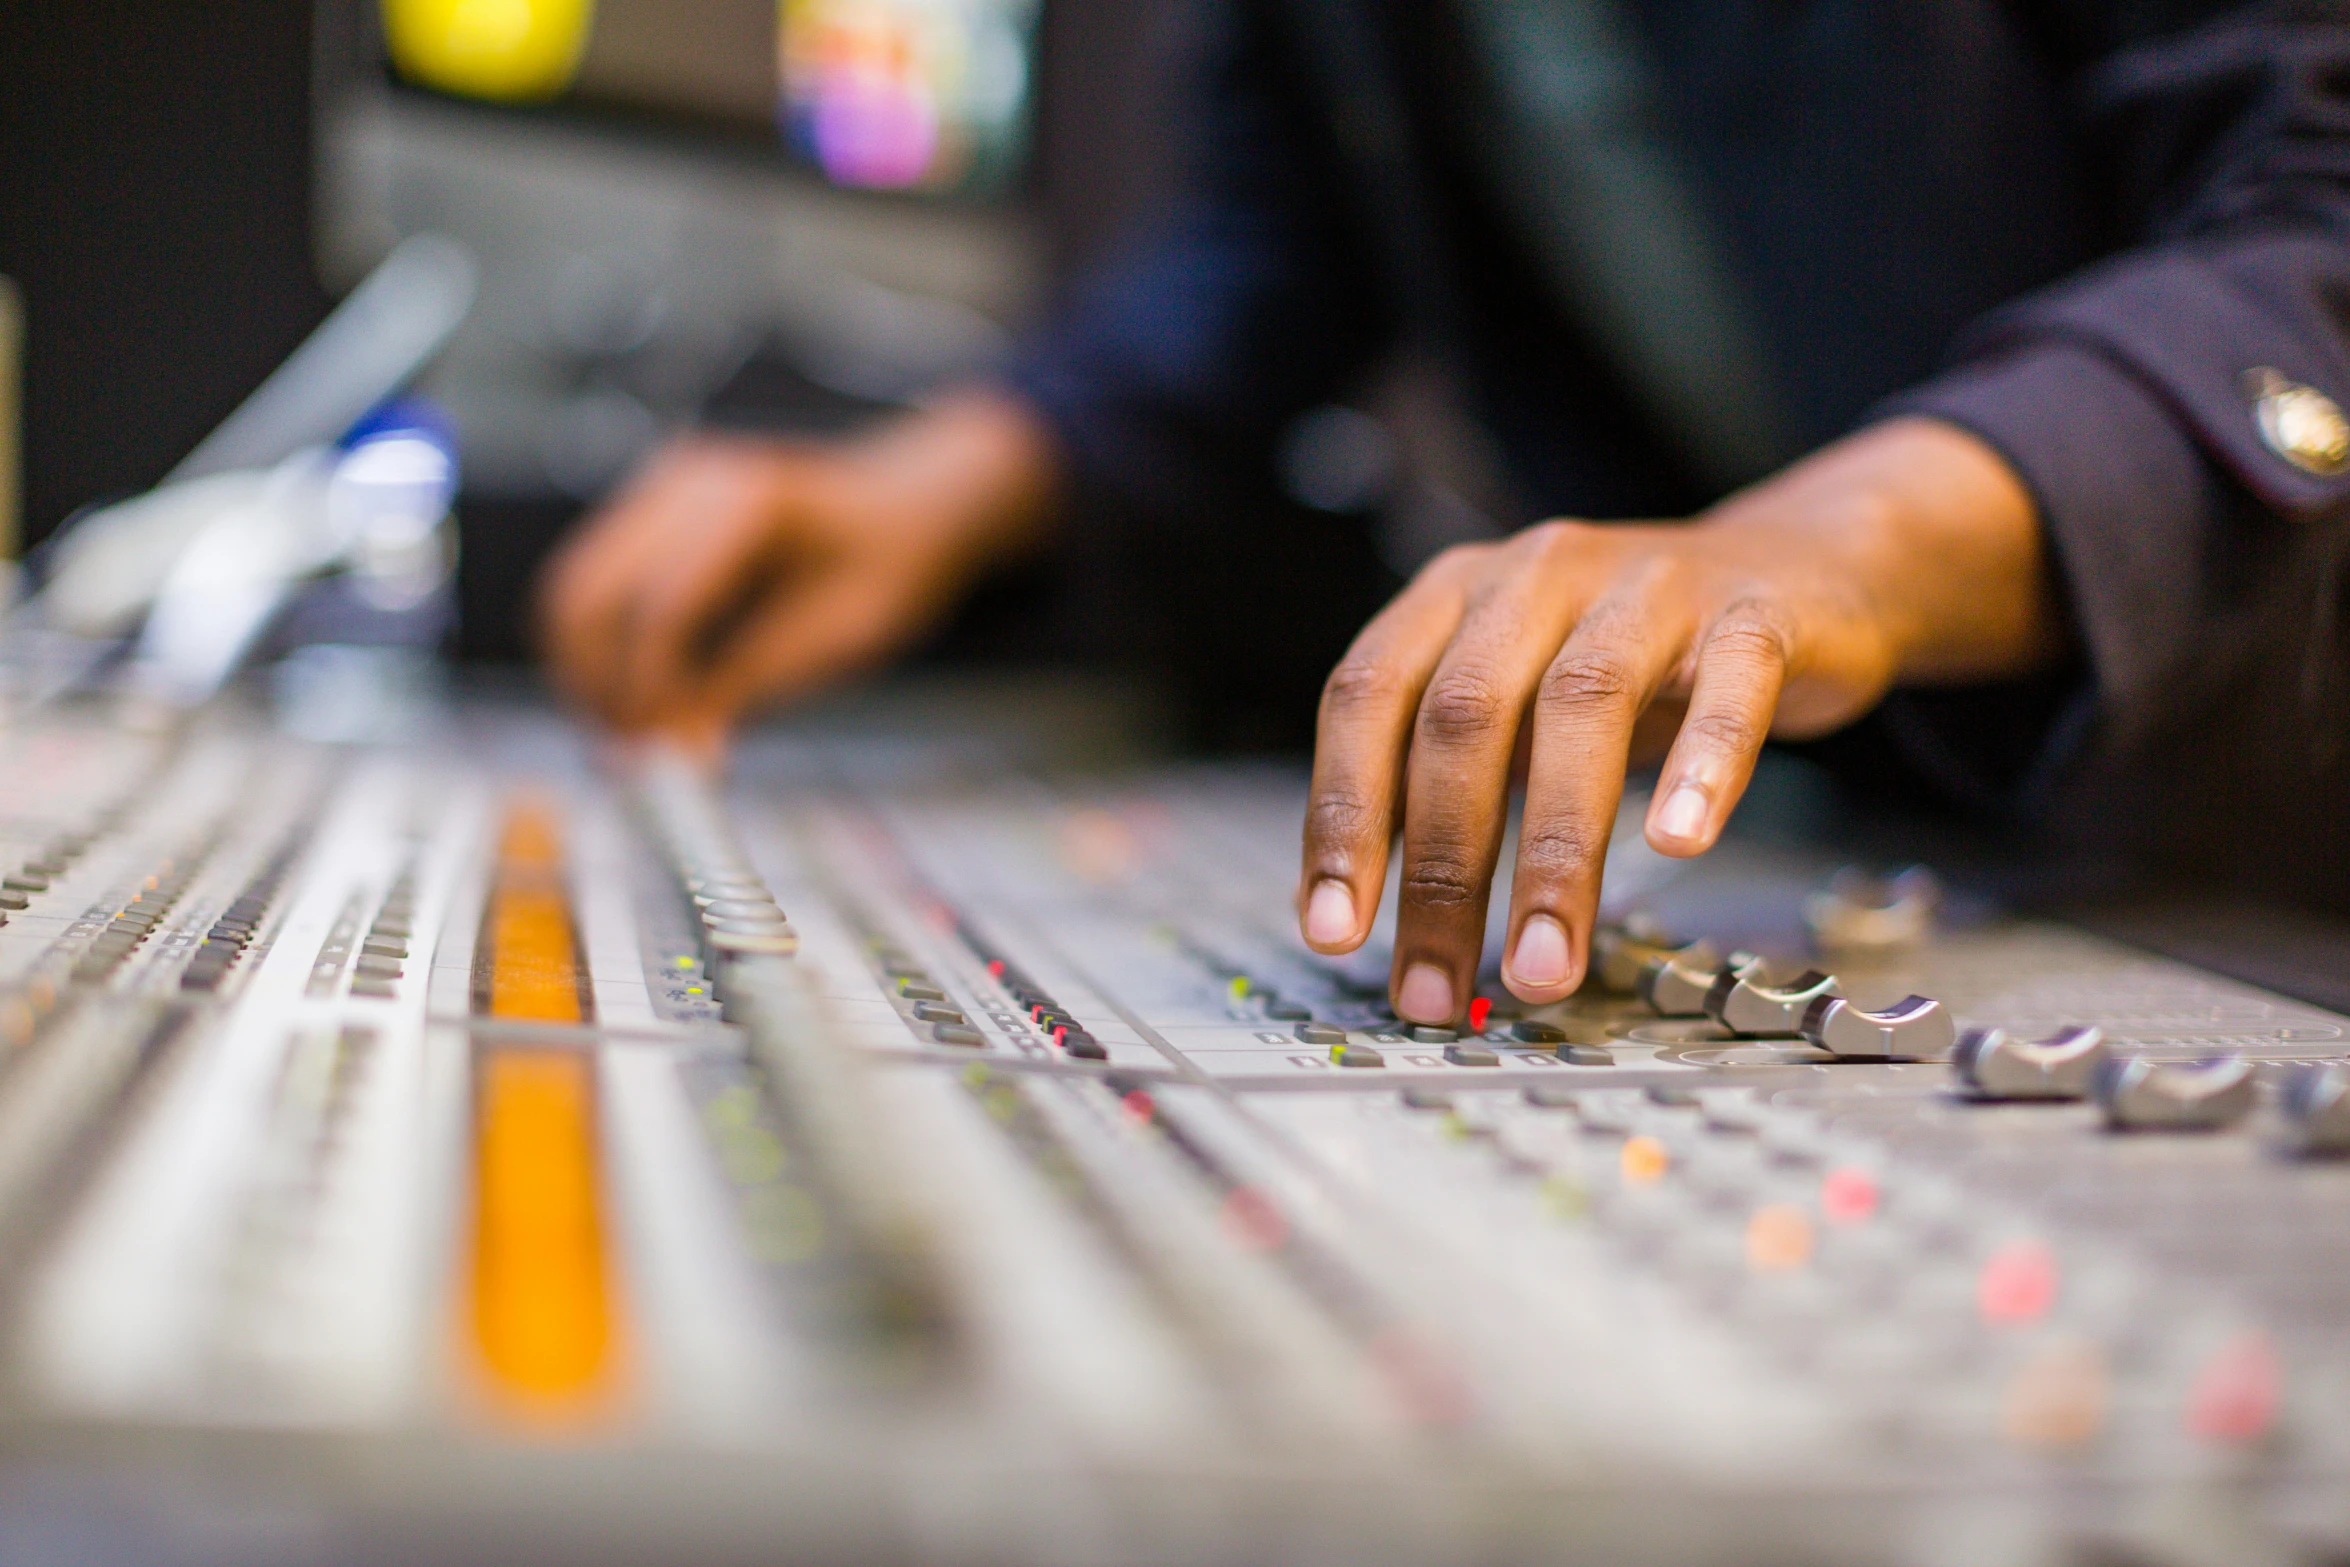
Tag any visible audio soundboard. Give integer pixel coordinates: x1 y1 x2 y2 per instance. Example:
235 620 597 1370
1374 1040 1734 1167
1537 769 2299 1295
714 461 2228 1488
0 696 2345 1566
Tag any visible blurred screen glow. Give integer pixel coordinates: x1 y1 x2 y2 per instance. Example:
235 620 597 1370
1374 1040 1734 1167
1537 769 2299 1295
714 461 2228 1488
778 0 1035 195
383 0 597 103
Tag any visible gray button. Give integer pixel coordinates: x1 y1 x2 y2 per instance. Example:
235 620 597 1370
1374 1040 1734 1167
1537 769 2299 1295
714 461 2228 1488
351 977 398 999
1512 1020 1567 1044
1707 968 1842 1037
1295 1021 1346 1045
1952 1025 2109 1100
1559 1044 1614 1066
896 982 946 1002
355 956 403 980
912 1002 966 1025
0 892 27 911
2095 1055 2256 1131
931 1024 986 1047
362 939 408 960
1401 1087 1453 1110
702 899 787 923
1333 1044 1386 1069
2278 1062 2350 1156
1264 1000 1312 1021
4 875 47 892
1408 1024 1457 1044
1444 1042 1498 1067
1800 993 1954 1060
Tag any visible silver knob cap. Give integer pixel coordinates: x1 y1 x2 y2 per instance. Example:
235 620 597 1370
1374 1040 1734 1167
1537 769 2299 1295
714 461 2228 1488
2094 1055 2256 1131
1951 1025 2110 1100
1592 918 1705 994
2278 1061 2350 1156
1636 945 1747 1015
1801 992 1955 1059
1706 967 1842 1038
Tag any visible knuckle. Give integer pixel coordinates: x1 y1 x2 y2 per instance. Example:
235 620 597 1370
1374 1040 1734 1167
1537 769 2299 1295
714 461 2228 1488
1417 666 1515 743
1516 821 1605 884
1306 790 1384 850
1400 855 1484 911
1320 657 1403 715
1706 599 1796 665
1538 645 1641 711
1680 706 1765 755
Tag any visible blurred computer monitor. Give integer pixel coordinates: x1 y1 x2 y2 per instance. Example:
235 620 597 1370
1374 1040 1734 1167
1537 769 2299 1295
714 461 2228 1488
379 0 1039 200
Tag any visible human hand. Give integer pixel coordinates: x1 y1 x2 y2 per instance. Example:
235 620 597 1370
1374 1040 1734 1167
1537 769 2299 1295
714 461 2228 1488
538 389 1059 759
1294 416 2057 1024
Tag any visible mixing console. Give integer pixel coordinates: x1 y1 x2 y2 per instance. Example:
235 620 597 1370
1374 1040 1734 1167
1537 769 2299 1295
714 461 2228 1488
0 698 2346 1565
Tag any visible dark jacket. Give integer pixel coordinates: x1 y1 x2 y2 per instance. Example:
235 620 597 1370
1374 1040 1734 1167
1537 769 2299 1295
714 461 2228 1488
1008 0 2350 902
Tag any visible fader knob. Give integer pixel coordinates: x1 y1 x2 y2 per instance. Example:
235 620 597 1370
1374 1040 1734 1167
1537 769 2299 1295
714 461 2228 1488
1800 993 1955 1059
2277 1062 2350 1156
2093 1055 2256 1131
1950 1026 2109 1100
1706 968 1842 1038
1636 945 1746 1016
1592 918 1704 994
1804 865 1940 958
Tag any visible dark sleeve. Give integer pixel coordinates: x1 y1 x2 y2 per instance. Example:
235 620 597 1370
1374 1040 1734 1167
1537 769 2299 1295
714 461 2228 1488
1000 1 1395 521
1882 5 2350 765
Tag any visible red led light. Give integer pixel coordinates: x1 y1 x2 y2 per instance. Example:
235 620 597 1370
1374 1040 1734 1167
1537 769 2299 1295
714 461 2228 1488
986 960 1004 978
2187 1331 2280 1443
1820 1165 1878 1225
1467 997 1491 1032
1977 1240 2059 1324
1120 1089 1156 1125
1219 1186 1288 1251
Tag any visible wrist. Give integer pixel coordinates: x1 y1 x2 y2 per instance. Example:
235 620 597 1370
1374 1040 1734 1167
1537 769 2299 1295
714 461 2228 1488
842 386 1063 572
1698 416 2057 684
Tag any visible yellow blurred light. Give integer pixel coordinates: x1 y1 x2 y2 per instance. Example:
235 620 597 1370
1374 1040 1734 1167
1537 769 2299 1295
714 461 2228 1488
383 0 595 104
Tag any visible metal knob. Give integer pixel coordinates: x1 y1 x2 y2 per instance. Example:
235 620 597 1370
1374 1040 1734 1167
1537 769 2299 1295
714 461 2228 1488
2278 1062 2350 1156
1705 967 1842 1038
1636 945 1749 1016
1801 993 1955 1060
1804 865 1940 959
2093 1055 2257 1131
1592 916 1705 994
1951 1025 2109 1100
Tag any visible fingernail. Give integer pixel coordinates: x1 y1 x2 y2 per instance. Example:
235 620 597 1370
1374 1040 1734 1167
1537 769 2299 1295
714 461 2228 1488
1304 879 1356 946
1397 963 1455 1024
1654 783 1710 844
1509 913 1571 989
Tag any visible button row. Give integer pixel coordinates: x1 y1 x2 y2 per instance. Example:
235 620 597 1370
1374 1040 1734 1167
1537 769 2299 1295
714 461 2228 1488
348 870 418 1000
863 937 988 1049
181 831 312 994
0 820 106 920
74 834 227 987
956 927 1106 1060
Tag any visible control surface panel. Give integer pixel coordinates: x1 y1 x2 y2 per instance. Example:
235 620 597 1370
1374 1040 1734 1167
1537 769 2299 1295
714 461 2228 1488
0 701 2344 1566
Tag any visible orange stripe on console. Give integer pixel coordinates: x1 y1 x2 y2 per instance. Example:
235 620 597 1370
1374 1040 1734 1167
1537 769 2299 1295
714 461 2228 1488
478 798 592 1023
464 799 625 1427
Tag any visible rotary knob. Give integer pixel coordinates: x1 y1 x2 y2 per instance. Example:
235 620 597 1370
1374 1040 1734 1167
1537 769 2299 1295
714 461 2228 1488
2277 1062 2350 1156
2093 1055 2257 1132
1705 967 1842 1038
1950 1025 2109 1100
1800 992 1955 1060
1636 945 1750 1016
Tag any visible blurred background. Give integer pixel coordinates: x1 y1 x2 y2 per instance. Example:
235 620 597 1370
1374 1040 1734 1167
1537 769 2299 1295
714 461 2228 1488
0 0 1207 669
